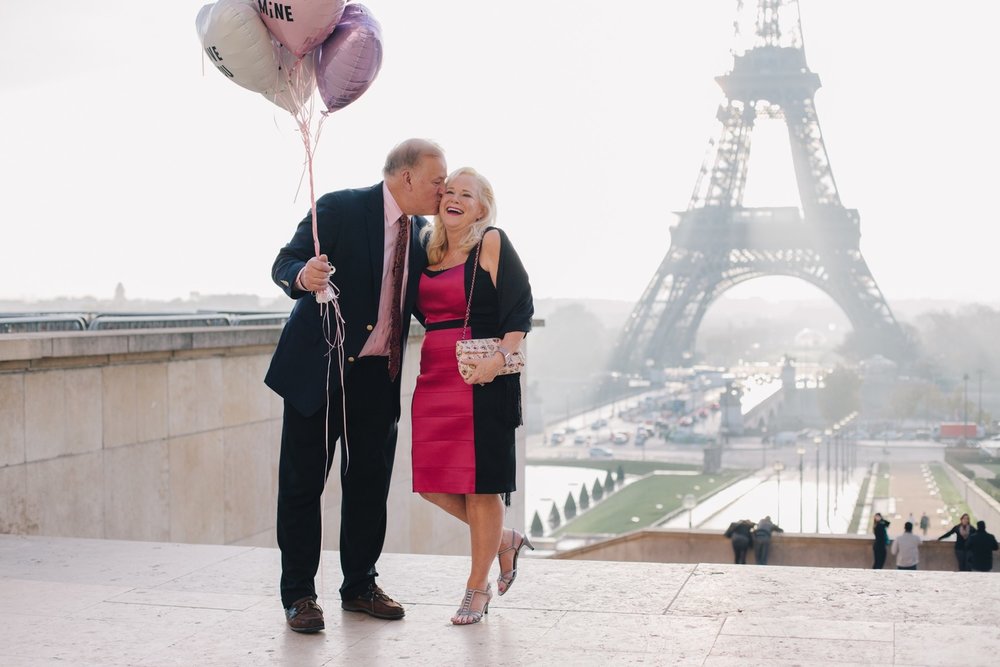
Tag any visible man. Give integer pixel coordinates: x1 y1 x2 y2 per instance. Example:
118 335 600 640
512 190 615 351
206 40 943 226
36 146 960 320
265 139 447 633
891 521 921 570
918 511 929 537
966 520 999 572
753 515 783 565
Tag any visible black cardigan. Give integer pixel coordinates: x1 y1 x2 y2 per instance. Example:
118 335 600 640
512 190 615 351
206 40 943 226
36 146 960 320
938 523 976 551
462 226 533 339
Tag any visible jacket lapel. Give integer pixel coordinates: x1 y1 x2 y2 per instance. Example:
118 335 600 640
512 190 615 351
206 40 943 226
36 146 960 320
367 184 386 297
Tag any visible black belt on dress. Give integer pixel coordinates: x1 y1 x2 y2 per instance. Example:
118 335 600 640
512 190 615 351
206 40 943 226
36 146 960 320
424 318 464 331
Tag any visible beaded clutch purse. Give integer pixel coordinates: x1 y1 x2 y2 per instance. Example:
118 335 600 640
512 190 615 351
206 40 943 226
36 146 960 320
455 239 524 380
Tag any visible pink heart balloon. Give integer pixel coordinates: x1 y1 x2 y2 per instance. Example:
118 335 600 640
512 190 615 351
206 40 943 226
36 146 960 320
258 0 345 58
316 3 383 113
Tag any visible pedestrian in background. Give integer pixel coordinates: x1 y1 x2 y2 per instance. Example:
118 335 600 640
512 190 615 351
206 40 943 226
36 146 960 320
724 519 754 564
872 513 891 569
938 513 976 571
966 520 999 573
891 521 921 570
919 512 929 537
753 515 783 565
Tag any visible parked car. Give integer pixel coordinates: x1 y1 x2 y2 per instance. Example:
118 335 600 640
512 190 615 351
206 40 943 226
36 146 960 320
574 434 590 445
589 447 614 459
612 431 630 445
774 431 798 446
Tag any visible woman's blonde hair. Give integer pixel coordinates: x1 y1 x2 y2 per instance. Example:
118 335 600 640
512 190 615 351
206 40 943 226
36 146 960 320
423 167 497 265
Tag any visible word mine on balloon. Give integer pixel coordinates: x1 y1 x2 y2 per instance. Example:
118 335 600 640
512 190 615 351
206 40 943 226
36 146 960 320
258 2 294 22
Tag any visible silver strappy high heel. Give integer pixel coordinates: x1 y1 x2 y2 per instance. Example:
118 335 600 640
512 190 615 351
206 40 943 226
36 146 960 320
451 584 492 625
496 529 534 596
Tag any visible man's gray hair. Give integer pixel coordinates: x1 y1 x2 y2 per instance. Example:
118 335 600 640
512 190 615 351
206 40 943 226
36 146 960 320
383 138 444 176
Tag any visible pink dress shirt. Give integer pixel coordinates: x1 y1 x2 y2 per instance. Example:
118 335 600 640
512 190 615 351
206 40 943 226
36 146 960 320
359 183 410 357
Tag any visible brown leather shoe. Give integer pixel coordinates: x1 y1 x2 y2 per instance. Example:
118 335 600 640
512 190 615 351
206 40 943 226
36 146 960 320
285 596 325 633
341 584 405 620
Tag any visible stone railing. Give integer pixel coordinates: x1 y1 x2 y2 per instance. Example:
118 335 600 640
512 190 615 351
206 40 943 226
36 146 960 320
0 322 529 555
553 527 972 571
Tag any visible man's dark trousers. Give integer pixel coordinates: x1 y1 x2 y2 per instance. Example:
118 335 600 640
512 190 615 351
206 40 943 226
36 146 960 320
276 356 397 608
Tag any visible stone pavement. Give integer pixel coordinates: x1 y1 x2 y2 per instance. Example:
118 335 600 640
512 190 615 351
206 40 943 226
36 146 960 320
886 462 954 538
1 535 999 666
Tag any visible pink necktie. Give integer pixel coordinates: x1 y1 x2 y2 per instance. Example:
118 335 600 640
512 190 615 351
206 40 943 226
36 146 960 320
387 215 409 381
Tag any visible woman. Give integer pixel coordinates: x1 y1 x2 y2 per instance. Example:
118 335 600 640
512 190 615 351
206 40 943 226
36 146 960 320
872 513 891 569
724 519 754 564
410 167 534 625
937 512 976 571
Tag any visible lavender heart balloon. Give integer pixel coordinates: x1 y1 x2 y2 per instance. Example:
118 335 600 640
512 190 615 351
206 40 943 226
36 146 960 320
315 3 383 113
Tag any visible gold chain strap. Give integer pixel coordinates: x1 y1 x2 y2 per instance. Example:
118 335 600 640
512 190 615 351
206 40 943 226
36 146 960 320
460 238 484 342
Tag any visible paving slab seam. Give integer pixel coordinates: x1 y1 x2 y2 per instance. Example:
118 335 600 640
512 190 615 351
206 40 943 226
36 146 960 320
700 615 730 667
663 562 699 614
525 609 570 644
148 545 265 589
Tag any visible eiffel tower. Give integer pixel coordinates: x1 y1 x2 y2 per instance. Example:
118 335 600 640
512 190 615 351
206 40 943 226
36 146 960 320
613 0 908 373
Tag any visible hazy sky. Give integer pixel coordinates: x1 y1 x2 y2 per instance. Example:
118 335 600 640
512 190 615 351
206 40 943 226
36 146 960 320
1 1 996 307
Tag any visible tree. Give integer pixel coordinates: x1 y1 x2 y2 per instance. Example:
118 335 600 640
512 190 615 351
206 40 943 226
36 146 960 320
547 502 561 531
564 492 577 520
579 484 590 510
529 510 544 537
818 365 862 423
592 477 604 501
616 464 626 486
888 379 946 421
531 303 612 421
604 469 616 492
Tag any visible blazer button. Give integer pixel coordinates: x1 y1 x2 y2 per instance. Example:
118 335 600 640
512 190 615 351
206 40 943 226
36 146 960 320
366 324 374 331
347 356 355 363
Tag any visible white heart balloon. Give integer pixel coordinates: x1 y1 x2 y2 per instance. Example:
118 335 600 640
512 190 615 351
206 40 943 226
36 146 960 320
196 0 280 95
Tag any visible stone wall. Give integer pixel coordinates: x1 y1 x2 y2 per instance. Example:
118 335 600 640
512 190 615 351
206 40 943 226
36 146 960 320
554 528 981 571
0 325 526 556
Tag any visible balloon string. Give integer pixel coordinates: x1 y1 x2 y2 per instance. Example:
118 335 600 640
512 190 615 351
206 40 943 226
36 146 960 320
290 67 344 471
280 56 349 588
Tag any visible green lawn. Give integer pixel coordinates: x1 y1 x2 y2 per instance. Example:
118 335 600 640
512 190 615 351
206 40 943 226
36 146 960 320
526 458 699 476
928 462 974 522
551 468 745 536
847 469 872 534
873 462 890 497
979 463 1000 477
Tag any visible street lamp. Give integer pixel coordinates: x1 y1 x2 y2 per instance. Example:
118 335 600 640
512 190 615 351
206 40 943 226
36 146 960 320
978 369 983 428
962 373 969 445
760 425 768 469
773 460 785 526
815 435 824 534
827 426 836 527
683 493 696 530
796 447 806 532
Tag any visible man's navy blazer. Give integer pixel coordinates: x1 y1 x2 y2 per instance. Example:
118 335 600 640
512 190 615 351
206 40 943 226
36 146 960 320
265 183 429 418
